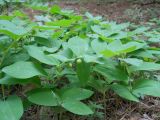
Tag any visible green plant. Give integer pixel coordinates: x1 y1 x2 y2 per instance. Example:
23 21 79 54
0 4 160 120
0 0 26 14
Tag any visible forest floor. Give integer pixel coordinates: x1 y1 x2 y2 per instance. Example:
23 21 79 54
23 1 160 120
57 0 160 23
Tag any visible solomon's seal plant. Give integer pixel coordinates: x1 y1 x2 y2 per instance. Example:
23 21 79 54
0 4 160 120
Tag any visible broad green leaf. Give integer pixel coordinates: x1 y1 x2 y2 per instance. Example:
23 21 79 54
12 10 27 18
0 0 5 5
68 36 88 56
91 39 107 54
60 88 93 101
2 61 46 79
0 15 13 20
91 25 113 37
87 34 99 39
0 95 23 120
119 58 143 66
129 62 160 72
111 84 139 102
46 19 75 27
88 79 108 93
94 64 128 83
76 59 90 86
111 22 130 31
66 74 79 84
119 45 136 53
124 42 147 50
62 100 93 115
133 80 160 97
106 40 123 51
111 31 127 39
5 0 25 3
0 75 40 85
34 33 62 52
132 50 155 59
1 51 30 67
129 26 149 35
52 54 70 62
50 5 61 14
34 37 52 47
148 49 160 55
34 15 51 22
35 25 59 30
27 88 59 106
50 5 74 17
52 48 74 62
100 35 114 43
42 40 62 53
0 20 34 39
83 54 102 64
25 45 59 65
101 49 117 57
101 40 137 57
35 30 55 41
148 37 160 43
52 30 64 39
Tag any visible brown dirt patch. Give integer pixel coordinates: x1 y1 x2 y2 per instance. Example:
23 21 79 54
57 1 160 23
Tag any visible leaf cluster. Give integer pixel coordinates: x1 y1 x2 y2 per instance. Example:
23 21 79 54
0 4 160 119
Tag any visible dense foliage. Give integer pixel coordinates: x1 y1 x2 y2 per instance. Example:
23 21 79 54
0 2 160 119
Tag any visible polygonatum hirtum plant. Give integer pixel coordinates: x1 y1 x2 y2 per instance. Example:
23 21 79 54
0 4 160 120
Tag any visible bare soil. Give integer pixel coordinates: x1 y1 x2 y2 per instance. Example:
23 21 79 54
57 1 160 23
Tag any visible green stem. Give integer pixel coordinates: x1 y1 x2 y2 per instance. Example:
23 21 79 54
0 40 18 68
103 92 106 120
1 85 5 100
59 112 63 120
0 40 18 99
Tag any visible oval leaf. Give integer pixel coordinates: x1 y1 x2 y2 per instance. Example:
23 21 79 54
76 60 90 87
0 95 23 120
119 58 143 66
60 88 93 101
2 61 46 79
129 62 160 72
0 75 40 85
62 100 93 115
91 39 107 54
27 88 59 106
25 45 59 65
68 36 88 56
133 80 160 97
111 84 139 102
